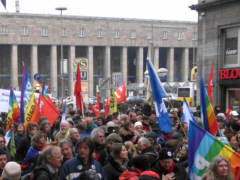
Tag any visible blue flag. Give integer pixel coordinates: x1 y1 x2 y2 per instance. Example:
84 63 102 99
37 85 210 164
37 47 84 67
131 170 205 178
20 67 33 123
146 59 172 133
182 98 196 126
1 0 6 9
61 104 66 122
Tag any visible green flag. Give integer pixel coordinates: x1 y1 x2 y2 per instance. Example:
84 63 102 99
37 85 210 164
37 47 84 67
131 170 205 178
10 133 16 158
109 89 117 115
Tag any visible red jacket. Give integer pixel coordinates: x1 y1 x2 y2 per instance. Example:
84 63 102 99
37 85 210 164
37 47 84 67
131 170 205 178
119 168 142 180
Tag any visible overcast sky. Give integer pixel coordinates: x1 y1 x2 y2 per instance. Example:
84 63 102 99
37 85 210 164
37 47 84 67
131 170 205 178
0 0 198 21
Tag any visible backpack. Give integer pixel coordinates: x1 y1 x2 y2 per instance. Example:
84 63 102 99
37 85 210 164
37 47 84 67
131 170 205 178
21 172 34 180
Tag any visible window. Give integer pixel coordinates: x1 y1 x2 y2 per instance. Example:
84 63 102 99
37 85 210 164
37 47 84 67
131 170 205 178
147 31 152 40
162 31 168 40
62 27 67 37
41 27 48 37
97 29 103 38
192 32 197 41
114 30 120 38
21 26 29 36
79 28 85 37
223 28 238 65
130 30 136 39
177 32 183 40
0 25 8 35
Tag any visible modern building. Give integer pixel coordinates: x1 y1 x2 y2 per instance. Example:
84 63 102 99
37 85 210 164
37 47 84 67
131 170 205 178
191 0 240 111
0 13 197 100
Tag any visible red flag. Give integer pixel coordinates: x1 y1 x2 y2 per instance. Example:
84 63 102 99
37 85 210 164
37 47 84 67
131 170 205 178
39 94 60 126
90 104 100 117
74 64 83 113
115 83 127 104
96 93 100 111
105 98 110 116
207 61 214 103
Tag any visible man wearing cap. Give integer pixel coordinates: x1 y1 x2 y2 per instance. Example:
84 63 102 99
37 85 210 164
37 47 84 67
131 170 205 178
225 111 240 133
152 148 188 180
98 133 123 166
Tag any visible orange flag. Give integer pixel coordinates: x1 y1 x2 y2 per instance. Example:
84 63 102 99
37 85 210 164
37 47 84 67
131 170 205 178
39 94 60 126
90 104 100 117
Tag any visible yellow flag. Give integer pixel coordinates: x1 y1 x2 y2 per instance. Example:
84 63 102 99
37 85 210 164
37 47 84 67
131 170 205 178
24 92 36 128
109 89 117 115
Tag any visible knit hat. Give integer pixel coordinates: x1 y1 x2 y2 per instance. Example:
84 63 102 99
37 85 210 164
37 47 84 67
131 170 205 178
158 148 173 160
134 121 143 128
2 161 21 180
132 155 150 171
106 133 122 144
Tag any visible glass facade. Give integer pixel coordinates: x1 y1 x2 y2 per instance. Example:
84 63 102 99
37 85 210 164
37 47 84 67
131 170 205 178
224 28 238 65
227 89 240 112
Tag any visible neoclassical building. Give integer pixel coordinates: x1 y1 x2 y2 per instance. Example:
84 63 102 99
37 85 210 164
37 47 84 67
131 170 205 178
0 13 197 99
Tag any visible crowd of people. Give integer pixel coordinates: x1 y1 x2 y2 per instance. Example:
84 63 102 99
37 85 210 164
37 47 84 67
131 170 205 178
0 100 238 180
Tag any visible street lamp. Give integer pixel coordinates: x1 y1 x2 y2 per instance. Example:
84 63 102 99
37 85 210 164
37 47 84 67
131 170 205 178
56 7 67 99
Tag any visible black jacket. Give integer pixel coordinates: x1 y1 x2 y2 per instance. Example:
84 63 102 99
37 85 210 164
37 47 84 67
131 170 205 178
34 164 59 180
152 161 188 180
104 156 127 180
16 134 31 162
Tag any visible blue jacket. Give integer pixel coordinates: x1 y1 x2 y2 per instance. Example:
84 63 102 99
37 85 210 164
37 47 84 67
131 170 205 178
60 155 106 180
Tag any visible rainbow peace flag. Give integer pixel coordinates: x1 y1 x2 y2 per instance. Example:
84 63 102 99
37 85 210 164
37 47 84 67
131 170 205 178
200 76 218 136
188 120 240 179
6 88 20 131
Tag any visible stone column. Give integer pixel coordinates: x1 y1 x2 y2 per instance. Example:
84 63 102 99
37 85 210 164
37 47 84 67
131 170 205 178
154 47 159 70
105 46 111 97
31 45 38 85
182 48 189 82
11 44 18 89
50 45 58 98
68 46 75 96
88 46 94 96
121 47 128 84
167 47 174 82
136 47 144 83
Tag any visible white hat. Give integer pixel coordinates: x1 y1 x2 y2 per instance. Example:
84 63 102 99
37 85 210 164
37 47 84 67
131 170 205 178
134 121 143 128
230 111 239 116
2 162 21 180
107 121 116 128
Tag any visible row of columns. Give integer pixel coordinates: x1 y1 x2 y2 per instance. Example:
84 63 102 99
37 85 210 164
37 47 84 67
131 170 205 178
10 44 190 98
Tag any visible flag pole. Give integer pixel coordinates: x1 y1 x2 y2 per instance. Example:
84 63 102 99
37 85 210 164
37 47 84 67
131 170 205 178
168 99 187 137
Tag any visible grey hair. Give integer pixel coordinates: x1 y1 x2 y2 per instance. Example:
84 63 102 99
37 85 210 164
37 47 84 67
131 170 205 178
139 137 151 148
69 128 79 135
59 139 73 149
90 127 105 141
38 146 61 165
203 155 233 180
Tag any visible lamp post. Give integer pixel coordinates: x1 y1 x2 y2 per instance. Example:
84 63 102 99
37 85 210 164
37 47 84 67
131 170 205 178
56 7 67 99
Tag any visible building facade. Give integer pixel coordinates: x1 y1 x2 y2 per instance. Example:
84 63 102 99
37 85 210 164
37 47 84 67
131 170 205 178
191 0 240 111
0 13 197 99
